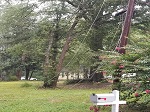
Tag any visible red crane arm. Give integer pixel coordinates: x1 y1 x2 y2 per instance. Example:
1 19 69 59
115 0 135 54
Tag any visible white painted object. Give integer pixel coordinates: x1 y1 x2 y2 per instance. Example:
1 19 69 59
90 93 115 103
90 90 126 112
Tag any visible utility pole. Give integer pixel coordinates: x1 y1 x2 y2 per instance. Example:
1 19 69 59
115 0 135 54
113 0 135 91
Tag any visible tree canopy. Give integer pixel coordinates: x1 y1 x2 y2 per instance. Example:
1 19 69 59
0 0 149 87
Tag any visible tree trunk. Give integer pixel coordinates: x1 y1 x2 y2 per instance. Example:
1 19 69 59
89 65 104 82
29 71 33 80
56 15 81 72
43 9 62 88
16 69 22 80
66 72 69 80
52 15 81 87
25 65 30 80
43 32 54 88
44 32 54 74
83 68 88 79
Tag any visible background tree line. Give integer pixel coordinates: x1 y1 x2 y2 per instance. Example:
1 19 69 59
0 0 149 88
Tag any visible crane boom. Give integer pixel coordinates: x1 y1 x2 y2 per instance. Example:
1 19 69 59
116 0 135 54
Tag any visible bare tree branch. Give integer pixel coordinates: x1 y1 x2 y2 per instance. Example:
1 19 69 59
4 0 11 5
65 0 78 7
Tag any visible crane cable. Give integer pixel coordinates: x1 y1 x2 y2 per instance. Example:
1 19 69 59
47 0 107 86
58 0 107 88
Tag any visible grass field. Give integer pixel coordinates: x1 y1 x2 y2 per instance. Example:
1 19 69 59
0 81 111 112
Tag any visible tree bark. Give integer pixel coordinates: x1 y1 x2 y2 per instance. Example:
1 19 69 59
16 69 22 80
56 15 81 74
52 15 81 87
44 32 54 72
43 32 54 88
25 65 30 80
29 71 34 80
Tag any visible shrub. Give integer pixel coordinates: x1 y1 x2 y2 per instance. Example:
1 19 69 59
21 82 32 87
120 81 150 111
36 76 44 81
8 75 19 81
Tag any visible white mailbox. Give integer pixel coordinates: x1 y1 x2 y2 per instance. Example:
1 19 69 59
90 90 126 112
90 93 115 103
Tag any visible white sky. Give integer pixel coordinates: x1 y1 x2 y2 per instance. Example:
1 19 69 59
1 0 149 19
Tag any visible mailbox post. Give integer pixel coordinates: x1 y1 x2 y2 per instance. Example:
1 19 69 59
90 90 126 112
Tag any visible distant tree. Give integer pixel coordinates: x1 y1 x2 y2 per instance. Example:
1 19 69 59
0 2 38 80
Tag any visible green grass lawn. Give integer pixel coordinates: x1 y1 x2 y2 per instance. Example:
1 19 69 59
0 81 111 112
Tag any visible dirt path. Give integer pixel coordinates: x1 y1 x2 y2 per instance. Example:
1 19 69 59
58 82 112 89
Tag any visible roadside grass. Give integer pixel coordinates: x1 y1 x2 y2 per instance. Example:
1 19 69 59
0 81 141 112
0 81 111 112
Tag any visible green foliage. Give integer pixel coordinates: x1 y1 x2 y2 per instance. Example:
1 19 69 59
21 82 32 88
8 75 19 81
43 62 57 88
121 53 141 62
0 0 149 88
0 2 51 81
63 40 95 72
35 75 44 81
120 81 150 111
97 25 150 110
0 4 36 43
